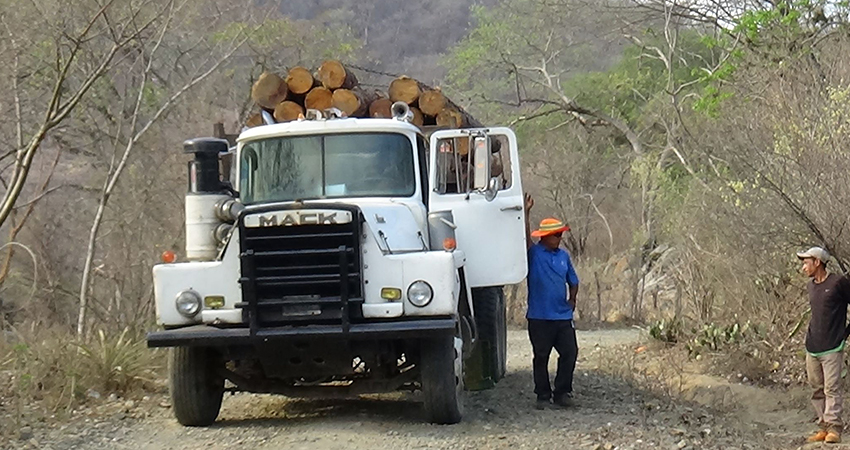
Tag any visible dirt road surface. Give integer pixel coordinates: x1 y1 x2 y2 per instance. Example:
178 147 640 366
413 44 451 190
14 328 829 450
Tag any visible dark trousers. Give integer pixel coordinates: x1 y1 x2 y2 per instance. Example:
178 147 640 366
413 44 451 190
528 319 578 400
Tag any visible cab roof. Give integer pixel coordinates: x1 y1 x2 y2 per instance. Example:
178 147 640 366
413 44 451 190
236 117 421 143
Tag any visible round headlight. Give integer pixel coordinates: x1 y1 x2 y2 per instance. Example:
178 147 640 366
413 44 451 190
175 290 202 318
407 281 433 307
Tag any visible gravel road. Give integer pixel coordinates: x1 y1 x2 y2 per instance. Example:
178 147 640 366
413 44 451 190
11 328 815 450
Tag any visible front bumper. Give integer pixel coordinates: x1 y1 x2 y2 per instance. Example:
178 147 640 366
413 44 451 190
146 318 456 348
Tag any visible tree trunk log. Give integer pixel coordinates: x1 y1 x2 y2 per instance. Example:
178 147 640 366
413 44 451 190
317 60 358 90
333 87 381 117
436 107 463 128
332 89 359 116
410 106 425 127
274 101 304 122
419 88 446 116
246 113 264 127
407 78 483 128
389 76 421 105
368 98 393 118
305 87 334 111
251 72 288 110
457 137 470 156
286 66 318 95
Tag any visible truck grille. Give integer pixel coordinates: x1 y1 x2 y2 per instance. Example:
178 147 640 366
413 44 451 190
238 206 363 330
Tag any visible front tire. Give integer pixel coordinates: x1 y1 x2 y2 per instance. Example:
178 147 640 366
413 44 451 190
169 347 224 427
421 334 464 424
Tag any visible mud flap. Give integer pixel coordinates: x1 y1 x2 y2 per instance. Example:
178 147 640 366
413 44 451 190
463 339 496 391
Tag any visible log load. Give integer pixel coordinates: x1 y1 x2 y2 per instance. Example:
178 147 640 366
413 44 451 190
245 113 264 128
274 101 304 122
436 107 463 129
251 72 288 110
419 88 446 116
245 60 483 131
285 66 317 95
317 60 358 90
332 87 381 117
368 98 393 118
388 76 421 105
410 107 425 127
304 87 334 111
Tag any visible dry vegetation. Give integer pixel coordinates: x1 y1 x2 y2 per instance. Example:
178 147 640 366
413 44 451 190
1 0 849 440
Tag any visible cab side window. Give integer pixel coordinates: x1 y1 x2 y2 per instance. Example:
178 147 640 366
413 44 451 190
434 135 512 194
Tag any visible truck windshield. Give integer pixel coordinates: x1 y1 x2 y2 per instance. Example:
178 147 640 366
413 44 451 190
239 133 416 204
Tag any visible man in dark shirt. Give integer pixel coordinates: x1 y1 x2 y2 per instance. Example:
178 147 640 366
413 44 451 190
798 246 850 444
524 194 580 410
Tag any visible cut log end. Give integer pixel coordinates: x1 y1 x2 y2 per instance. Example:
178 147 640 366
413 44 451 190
457 137 470 156
368 98 393 118
305 87 334 112
436 107 463 129
410 107 425 127
419 89 446 116
389 76 421 105
286 66 317 95
252 72 288 110
245 113 264 128
274 101 305 122
318 60 358 90
332 89 360 116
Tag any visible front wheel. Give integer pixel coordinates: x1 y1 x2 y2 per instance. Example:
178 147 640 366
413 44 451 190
420 334 464 424
169 347 224 426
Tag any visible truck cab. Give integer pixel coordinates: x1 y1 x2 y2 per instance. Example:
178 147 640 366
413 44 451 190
146 104 527 425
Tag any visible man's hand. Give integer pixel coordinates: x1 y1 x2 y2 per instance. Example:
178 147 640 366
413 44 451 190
525 193 534 250
525 193 534 213
568 285 578 312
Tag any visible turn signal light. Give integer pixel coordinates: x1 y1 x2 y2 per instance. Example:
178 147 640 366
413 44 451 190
381 288 402 301
204 296 225 309
443 238 457 251
161 250 176 264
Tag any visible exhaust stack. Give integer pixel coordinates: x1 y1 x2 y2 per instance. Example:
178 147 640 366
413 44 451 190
391 101 413 122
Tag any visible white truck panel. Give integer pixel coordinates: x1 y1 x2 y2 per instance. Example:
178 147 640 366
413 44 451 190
153 232 242 326
428 128 528 287
360 203 427 253
395 250 464 316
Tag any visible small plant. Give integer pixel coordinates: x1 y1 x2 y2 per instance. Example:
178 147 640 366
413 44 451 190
648 318 684 343
686 321 759 357
75 328 160 394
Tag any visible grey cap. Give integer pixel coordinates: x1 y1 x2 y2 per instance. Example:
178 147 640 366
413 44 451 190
797 246 830 263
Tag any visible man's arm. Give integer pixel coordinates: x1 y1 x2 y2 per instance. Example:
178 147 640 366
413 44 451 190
566 254 580 311
568 284 579 311
843 275 850 339
525 193 534 250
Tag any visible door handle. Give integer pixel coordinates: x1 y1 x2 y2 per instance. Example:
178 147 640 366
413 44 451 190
500 205 523 211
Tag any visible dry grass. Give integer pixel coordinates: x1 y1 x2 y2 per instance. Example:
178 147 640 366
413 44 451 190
0 324 165 437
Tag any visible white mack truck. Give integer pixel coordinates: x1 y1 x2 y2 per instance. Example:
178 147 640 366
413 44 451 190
146 103 528 425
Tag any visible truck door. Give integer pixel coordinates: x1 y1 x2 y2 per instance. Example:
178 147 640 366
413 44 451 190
428 128 528 287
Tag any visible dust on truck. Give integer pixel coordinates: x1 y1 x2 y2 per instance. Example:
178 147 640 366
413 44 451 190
146 103 528 426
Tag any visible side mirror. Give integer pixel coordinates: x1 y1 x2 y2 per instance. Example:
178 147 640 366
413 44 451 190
472 135 491 191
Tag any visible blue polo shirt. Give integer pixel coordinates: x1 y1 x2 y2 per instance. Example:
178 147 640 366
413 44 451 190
527 243 580 320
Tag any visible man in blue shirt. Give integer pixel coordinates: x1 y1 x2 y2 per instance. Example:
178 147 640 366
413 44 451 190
524 193 580 409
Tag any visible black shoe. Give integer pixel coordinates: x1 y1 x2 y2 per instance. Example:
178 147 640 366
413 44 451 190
553 393 575 408
535 398 550 410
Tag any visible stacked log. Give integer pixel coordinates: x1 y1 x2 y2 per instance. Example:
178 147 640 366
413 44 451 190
246 60 481 130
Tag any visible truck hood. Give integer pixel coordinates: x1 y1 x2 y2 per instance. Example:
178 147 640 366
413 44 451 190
359 203 427 253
